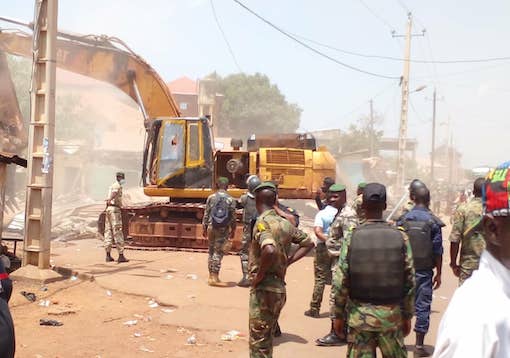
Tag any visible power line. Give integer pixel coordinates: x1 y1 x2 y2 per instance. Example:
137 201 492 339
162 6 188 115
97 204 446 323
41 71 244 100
210 0 243 72
232 0 400 80
291 32 510 64
357 0 396 32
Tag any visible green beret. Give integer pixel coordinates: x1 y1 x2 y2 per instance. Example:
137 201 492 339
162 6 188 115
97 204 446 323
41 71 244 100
116 172 125 178
217 177 229 185
254 181 277 193
328 184 346 192
358 182 367 189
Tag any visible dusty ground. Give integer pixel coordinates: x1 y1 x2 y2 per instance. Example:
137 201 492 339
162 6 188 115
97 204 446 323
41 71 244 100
7 221 458 358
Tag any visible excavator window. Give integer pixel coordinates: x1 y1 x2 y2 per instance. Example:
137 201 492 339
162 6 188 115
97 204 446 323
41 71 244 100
187 122 200 163
157 120 185 183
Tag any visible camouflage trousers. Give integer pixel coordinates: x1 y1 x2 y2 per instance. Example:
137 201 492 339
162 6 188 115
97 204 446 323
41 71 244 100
104 207 124 254
310 243 333 311
207 227 229 274
347 328 407 358
458 264 477 286
239 223 251 275
249 289 286 358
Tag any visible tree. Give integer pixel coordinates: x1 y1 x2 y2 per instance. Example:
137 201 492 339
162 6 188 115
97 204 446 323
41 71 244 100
339 112 384 155
209 72 301 139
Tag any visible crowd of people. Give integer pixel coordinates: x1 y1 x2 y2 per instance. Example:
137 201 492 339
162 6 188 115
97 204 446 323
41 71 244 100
220 160 510 358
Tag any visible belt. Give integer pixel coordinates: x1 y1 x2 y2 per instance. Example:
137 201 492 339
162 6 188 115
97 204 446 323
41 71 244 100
0 273 9 280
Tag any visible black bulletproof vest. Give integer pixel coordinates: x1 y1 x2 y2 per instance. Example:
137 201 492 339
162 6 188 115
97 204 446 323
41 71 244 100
349 222 405 304
403 220 434 271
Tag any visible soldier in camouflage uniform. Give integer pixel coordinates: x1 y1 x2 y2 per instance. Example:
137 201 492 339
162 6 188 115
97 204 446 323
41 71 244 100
237 175 261 287
249 182 313 358
315 187 359 346
350 182 366 223
332 183 415 358
202 177 237 287
104 172 128 263
305 184 346 318
449 177 486 285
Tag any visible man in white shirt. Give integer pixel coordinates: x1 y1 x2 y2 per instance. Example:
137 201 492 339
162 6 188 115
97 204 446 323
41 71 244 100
433 161 510 358
305 184 346 318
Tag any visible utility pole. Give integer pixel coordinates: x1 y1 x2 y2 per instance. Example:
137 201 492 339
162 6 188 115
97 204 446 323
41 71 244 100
430 88 437 182
393 13 424 192
369 99 374 157
22 0 58 269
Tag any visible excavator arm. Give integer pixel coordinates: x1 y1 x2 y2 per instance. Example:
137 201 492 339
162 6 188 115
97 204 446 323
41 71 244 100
0 27 180 120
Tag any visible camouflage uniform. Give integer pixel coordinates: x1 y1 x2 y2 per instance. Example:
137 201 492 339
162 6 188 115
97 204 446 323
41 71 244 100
203 190 237 274
104 181 124 254
249 209 311 358
449 197 486 285
331 222 415 358
350 194 365 224
326 204 359 258
239 193 258 276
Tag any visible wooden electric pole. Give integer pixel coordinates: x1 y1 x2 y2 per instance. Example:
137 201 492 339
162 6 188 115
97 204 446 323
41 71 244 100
430 88 437 181
22 0 58 269
393 13 424 192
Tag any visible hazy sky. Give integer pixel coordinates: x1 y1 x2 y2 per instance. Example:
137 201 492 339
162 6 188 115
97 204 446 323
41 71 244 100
2 0 510 168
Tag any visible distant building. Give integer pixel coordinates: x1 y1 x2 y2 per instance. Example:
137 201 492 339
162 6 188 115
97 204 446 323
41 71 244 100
166 76 199 117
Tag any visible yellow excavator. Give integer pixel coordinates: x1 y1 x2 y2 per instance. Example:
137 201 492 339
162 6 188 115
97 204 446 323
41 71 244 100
0 23 336 250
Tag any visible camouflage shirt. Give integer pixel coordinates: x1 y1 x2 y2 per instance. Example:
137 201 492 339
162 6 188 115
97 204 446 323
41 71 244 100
350 194 365 223
331 221 415 331
249 209 311 293
449 197 486 272
202 190 237 229
239 193 257 224
107 181 123 207
326 204 359 257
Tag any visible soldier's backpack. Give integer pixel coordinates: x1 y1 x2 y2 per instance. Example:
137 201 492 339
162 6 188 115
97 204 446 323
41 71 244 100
403 219 434 271
211 194 232 228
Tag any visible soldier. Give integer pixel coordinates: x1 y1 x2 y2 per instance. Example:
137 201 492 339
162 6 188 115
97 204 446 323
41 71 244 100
316 185 359 347
351 182 366 223
249 182 313 358
449 177 486 285
399 186 443 357
305 184 346 318
0 298 15 358
237 175 261 287
434 162 510 357
104 172 128 263
315 176 335 210
400 179 427 218
332 183 415 357
202 177 237 287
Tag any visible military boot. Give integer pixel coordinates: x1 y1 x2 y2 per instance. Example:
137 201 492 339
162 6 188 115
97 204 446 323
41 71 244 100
117 254 129 263
315 321 346 346
105 252 114 262
304 308 320 318
237 261 251 287
208 273 228 287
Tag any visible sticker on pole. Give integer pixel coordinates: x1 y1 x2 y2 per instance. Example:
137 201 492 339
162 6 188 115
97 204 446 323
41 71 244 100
42 137 52 174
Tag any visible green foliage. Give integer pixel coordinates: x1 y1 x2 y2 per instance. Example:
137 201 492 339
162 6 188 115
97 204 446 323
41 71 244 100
209 72 301 138
339 113 384 155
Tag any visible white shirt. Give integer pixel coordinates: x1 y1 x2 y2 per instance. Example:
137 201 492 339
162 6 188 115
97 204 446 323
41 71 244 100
433 250 510 358
313 205 338 245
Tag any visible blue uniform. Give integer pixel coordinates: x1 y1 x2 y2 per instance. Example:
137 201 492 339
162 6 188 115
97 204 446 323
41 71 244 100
398 206 443 334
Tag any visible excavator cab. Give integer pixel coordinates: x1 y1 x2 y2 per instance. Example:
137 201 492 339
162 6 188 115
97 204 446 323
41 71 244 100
144 117 214 189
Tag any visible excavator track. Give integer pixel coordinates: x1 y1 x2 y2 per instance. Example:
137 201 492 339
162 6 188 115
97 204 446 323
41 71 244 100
99 201 243 252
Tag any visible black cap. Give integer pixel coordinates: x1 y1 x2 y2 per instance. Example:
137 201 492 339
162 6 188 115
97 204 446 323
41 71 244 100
362 183 386 204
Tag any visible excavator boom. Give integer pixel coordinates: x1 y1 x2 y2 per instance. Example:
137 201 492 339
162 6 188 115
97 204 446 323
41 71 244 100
0 27 179 119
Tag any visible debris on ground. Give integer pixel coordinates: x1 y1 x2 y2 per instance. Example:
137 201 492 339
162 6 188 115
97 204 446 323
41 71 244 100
106 290 112 297
186 335 197 345
159 268 178 273
123 320 138 326
39 300 51 307
220 330 243 341
48 304 78 316
39 318 63 326
148 300 158 308
161 308 174 313
70 276 78 282
40 286 48 292
133 332 142 338
21 291 37 302
164 274 173 280
139 346 155 353
186 274 198 280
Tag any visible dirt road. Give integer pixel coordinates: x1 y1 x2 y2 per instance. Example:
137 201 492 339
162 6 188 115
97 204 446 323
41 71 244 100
8 226 458 357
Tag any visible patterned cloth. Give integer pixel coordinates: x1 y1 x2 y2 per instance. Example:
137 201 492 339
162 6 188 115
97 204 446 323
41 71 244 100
104 207 124 254
449 197 486 284
331 221 415 357
326 204 359 257
239 193 257 274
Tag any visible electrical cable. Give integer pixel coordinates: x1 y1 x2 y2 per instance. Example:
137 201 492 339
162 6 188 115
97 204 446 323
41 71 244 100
357 0 396 32
210 0 243 73
232 0 400 80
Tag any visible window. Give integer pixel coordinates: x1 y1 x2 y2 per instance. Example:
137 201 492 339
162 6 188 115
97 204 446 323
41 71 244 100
158 121 185 180
188 123 200 162
179 102 188 110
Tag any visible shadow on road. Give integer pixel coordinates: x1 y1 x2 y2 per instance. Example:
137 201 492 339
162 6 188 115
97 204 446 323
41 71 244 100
274 332 308 345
